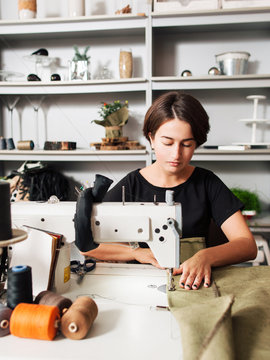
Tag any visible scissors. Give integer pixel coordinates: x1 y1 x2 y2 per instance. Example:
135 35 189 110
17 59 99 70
70 259 96 284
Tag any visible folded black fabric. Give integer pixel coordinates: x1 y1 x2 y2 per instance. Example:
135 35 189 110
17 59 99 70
74 174 113 252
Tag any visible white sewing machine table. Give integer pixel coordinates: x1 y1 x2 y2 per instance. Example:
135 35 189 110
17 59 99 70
1 263 182 360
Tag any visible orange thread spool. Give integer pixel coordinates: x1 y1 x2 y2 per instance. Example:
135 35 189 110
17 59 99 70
10 303 60 340
60 296 98 340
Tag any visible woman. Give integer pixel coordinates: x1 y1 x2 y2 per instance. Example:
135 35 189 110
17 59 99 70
83 91 257 290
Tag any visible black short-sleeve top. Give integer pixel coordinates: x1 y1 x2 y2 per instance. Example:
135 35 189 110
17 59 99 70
103 167 243 240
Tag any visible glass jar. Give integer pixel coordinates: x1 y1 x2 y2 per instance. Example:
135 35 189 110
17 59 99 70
18 0 37 19
119 48 133 79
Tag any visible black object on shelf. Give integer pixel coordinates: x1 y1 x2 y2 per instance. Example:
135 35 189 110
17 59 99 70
51 73 61 81
31 48 49 56
27 74 41 81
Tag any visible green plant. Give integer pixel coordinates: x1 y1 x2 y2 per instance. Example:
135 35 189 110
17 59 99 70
99 100 128 119
230 187 261 213
92 100 129 138
72 45 90 61
92 100 129 127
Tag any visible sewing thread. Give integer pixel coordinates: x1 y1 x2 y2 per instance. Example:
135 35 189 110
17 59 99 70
35 290 72 316
60 296 98 340
17 140 34 150
0 303 13 337
6 138 15 150
10 303 60 340
7 265 33 309
0 137 7 150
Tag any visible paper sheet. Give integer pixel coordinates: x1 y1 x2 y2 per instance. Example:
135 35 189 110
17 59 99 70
9 228 54 296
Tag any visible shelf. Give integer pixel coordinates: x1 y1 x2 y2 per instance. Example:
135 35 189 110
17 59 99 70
0 14 148 39
0 149 149 162
192 148 270 161
0 78 148 95
151 75 270 90
152 7 270 31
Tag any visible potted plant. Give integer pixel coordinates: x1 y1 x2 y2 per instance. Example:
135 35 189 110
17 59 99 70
69 45 90 80
92 100 129 138
231 187 261 219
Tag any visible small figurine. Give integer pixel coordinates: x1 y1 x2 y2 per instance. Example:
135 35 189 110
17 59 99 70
181 70 192 77
51 73 61 81
31 48 49 56
208 67 220 75
27 74 41 81
115 4 132 14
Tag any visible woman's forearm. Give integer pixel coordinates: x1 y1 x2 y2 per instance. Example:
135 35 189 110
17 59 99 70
81 243 136 262
202 237 257 268
81 243 163 268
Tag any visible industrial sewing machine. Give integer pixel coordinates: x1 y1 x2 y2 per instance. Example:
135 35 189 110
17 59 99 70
10 188 182 291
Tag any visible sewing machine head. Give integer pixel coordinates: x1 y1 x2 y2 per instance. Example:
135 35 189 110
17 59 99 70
11 199 182 271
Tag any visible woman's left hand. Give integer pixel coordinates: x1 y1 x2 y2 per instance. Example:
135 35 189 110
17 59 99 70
173 249 211 290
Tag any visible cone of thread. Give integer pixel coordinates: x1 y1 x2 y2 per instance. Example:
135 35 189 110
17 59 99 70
61 296 98 340
10 303 60 340
0 304 12 337
35 290 72 316
7 265 33 309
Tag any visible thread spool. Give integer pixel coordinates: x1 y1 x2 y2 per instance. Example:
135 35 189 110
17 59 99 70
60 296 98 340
7 265 33 309
0 137 7 150
17 140 34 150
0 181 12 241
0 303 13 337
35 290 72 317
10 303 59 340
6 138 15 150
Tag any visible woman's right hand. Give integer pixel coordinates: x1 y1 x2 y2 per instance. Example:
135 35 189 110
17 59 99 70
132 247 164 269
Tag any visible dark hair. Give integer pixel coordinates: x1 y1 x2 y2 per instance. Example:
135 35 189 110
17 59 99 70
143 92 210 147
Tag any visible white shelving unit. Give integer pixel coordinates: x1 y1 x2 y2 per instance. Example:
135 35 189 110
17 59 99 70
0 149 147 162
0 6 270 190
0 12 151 173
0 78 148 95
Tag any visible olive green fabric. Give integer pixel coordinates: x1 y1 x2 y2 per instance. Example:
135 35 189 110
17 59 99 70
180 237 205 263
168 266 270 360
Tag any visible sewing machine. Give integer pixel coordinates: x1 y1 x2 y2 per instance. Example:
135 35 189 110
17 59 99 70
5 194 183 359
10 193 182 291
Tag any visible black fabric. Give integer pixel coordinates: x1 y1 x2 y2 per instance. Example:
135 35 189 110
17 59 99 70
103 167 244 246
74 174 113 252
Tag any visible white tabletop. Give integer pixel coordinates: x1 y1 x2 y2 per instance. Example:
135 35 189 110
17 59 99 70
0 263 182 360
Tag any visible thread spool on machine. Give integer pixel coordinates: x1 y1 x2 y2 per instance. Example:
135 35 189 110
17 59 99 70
235 95 270 146
0 182 28 285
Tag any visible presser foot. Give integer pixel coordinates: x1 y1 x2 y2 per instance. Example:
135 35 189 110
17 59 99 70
168 268 176 291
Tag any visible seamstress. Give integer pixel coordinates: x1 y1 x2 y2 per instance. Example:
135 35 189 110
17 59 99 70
82 91 257 290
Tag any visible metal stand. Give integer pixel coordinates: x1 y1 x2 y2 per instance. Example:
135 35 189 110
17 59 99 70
235 95 270 146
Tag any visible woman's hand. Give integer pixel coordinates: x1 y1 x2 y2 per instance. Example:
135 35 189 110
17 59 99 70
173 249 211 290
132 247 164 269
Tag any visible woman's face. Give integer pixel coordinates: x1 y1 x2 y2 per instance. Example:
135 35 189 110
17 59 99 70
150 118 196 175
